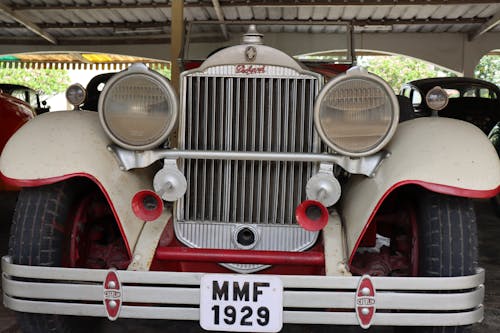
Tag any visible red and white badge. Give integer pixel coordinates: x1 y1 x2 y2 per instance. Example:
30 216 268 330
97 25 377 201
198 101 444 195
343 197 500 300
103 270 122 321
355 275 376 329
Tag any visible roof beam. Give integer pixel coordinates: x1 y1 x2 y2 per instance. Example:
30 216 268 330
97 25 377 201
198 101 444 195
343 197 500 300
0 34 223 46
0 17 488 30
192 18 488 26
212 0 229 40
0 3 57 44
468 10 500 41
10 0 500 11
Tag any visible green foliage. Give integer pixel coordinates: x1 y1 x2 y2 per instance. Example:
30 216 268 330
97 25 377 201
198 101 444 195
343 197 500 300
358 55 456 92
0 67 71 96
155 66 172 80
474 55 500 86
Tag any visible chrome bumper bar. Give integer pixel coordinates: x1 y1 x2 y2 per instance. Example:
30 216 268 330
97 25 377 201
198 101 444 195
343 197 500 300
2 256 484 327
109 146 387 177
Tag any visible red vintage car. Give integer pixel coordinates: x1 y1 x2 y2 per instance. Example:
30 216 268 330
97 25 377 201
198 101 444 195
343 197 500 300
0 87 36 191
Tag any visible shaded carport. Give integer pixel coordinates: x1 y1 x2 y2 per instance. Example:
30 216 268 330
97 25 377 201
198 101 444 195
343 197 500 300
0 1 499 85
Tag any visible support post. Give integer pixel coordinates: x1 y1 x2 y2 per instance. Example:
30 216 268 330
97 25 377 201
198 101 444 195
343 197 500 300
170 0 184 93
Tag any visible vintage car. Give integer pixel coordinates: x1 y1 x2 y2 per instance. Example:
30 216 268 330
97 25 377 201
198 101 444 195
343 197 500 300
0 83 50 115
489 121 500 156
400 77 500 134
488 122 500 215
0 87 36 191
1 26 499 333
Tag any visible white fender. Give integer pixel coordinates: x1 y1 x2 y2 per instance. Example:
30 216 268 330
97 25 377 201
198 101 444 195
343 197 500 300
0 111 157 255
340 117 500 262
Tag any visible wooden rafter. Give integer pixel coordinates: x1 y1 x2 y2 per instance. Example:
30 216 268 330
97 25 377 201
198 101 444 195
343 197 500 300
0 3 57 44
468 9 500 41
212 0 229 40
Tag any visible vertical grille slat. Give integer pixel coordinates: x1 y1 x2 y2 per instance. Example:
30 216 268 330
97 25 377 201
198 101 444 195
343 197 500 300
263 78 273 225
223 78 233 223
240 78 249 223
181 72 319 225
280 79 290 224
288 79 298 223
231 79 241 223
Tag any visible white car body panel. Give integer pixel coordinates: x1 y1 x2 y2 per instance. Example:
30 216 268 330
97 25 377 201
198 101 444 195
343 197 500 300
341 116 500 261
0 111 156 254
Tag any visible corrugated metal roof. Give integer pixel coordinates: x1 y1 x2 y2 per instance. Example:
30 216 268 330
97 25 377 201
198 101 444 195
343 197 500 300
0 1 498 45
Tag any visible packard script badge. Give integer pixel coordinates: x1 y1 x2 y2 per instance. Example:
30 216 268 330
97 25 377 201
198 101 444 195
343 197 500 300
245 46 257 62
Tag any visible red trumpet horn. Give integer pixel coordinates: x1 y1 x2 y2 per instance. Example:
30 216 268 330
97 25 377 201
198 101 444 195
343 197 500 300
131 190 163 222
295 200 329 231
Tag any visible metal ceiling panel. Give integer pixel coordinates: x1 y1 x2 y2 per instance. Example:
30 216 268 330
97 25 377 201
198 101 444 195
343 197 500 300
0 1 497 44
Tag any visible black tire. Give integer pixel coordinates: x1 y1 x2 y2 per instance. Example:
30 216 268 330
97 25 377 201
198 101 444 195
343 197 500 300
8 180 95 333
404 191 478 333
491 195 500 217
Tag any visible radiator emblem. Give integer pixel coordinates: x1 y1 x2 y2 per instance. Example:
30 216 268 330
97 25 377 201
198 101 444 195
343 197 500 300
245 46 257 61
355 275 376 329
103 270 122 321
235 64 266 75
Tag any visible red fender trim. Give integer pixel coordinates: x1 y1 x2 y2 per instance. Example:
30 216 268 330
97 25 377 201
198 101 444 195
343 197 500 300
0 172 133 256
348 180 500 264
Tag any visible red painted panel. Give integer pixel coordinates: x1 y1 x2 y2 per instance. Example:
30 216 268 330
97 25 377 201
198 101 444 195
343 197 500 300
0 92 35 191
155 247 325 266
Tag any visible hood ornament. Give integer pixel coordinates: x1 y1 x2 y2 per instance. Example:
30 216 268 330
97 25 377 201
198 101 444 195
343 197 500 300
242 25 263 45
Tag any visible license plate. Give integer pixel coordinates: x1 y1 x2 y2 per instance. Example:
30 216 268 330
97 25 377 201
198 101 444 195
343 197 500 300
200 274 283 332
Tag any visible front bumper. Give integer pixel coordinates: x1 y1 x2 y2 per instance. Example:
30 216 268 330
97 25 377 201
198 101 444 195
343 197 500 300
2 256 484 328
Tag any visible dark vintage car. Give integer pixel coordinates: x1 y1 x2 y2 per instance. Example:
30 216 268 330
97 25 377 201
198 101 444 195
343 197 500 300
489 122 500 215
489 121 500 156
400 77 500 134
0 83 50 115
0 87 36 191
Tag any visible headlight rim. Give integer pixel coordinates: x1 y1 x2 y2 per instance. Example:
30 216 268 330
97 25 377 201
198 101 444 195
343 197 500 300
98 63 178 151
65 83 87 107
314 67 399 157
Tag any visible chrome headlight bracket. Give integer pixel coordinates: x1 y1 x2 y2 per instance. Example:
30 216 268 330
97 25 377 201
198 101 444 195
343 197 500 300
109 145 389 178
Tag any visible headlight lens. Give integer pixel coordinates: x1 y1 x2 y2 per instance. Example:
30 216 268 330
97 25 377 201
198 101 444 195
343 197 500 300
426 86 449 111
314 67 399 156
66 83 86 106
98 63 178 150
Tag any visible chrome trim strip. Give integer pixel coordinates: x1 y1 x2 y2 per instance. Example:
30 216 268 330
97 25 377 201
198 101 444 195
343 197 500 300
2 257 485 290
3 280 483 311
110 146 388 177
3 295 483 326
2 257 484 326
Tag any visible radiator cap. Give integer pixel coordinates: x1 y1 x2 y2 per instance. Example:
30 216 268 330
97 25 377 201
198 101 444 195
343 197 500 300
242 25 263 45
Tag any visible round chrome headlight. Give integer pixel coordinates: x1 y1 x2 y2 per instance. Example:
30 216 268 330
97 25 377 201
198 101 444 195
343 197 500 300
314 67 399 157
66 83 86 107
98 63 178 150
426 86 449 111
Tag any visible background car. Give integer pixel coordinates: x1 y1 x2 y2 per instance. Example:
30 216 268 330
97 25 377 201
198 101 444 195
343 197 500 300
489 121 500 156
400 77 500 134
0 83 50 115
0 87 36 191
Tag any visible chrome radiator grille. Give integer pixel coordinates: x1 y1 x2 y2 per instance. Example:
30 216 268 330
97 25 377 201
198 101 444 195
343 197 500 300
179 71 320 226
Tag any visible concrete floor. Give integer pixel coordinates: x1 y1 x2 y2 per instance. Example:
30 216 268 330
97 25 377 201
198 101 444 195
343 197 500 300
0 191 499 333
